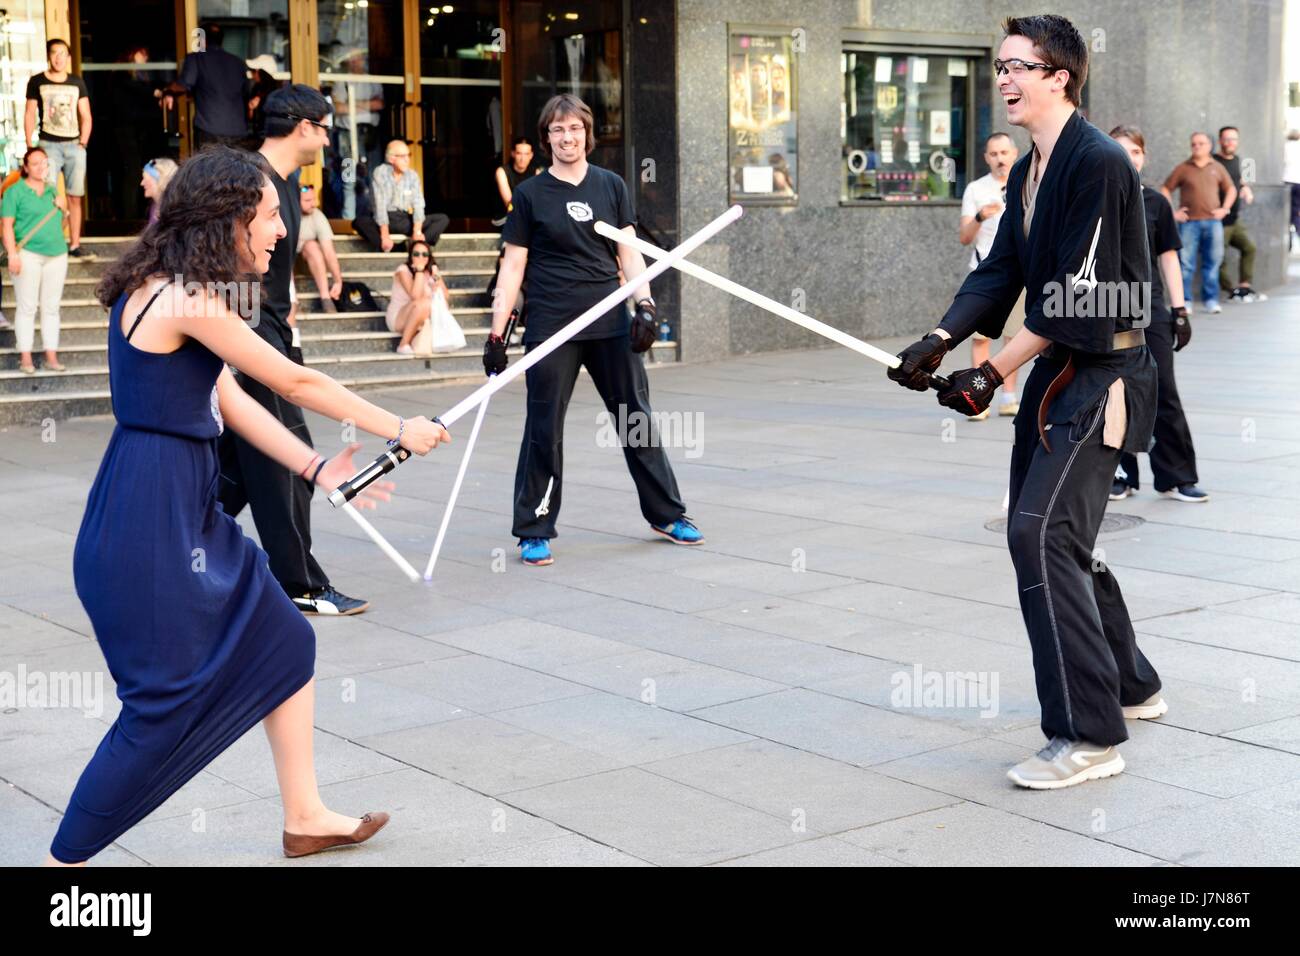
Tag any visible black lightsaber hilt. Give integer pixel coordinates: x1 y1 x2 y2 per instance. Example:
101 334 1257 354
927 372 953 392
327 445 410 507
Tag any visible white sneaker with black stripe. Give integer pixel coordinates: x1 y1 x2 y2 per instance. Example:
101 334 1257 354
292 586 370 616
1007 736 1125 790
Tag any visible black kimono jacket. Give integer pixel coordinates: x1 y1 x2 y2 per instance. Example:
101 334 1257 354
939 110 1157 454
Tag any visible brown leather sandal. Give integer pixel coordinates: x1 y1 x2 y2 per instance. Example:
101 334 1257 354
282 811 390 859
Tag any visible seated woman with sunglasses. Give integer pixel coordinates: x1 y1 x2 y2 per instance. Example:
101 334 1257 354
385 240 451 354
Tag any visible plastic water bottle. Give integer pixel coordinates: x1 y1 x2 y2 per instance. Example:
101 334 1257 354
659 318 671 342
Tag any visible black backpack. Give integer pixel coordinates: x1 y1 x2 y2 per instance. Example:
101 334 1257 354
335 280 381 313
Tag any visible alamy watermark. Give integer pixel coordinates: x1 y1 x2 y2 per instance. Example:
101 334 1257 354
163 275 263 326
1042 279 1152 327
0 665 104 718
891 662 999 718
595 405 704 459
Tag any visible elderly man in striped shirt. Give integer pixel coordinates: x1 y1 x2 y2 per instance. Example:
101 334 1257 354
353 138 450 252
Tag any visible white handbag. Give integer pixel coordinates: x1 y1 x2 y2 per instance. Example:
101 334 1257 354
425 287 466 353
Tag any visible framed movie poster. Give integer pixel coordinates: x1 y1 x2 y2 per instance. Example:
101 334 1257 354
728 26 798 205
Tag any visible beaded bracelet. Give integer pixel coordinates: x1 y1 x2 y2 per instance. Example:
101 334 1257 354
388 416 405 448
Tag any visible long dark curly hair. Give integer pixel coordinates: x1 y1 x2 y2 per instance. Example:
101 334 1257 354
96 146 274 310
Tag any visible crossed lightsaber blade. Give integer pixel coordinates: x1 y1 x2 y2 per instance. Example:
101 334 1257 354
327 203 950 580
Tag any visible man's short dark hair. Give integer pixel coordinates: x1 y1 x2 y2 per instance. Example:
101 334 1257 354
511 135 532 150
984 132 1014 150
1002 14 1088 107
262 84 333 139
1218 126 1239 138
46 38 70 57
202 22 224 48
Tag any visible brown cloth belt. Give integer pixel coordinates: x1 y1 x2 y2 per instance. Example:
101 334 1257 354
1037 329 1146 452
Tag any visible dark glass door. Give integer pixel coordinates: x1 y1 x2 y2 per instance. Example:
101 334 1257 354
419 0 503 231
76 0 180 227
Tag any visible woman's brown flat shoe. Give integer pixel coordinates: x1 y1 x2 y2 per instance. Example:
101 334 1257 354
282 811 390 859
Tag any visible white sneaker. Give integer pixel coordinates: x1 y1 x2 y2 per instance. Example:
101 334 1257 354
1123 693 1168 719
1204 301 1222 314
1007 737 1126 790
396 343 414 355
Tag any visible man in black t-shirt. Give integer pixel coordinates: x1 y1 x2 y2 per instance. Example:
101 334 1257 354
169 23 251 149
217 85 369 617
1109 125 1205 502
1213 126 1266 303
24 39 93 258
487 93 702 567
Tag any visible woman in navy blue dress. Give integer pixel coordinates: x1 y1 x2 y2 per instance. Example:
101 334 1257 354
46 148 449 865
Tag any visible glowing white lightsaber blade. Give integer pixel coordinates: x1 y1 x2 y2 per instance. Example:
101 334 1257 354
328 203 745 507
594 220 901 367
595 221 951 392
341 501 420 581
423 386 491 580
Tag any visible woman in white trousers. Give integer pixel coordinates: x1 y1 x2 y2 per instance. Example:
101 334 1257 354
2 147 69 373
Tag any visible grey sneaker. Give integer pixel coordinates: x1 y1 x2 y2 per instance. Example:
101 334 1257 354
1123 693 1168 720
1007 736 1125 789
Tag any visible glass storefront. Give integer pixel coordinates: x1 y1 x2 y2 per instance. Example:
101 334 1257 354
418 0 501 226
842 47 975 203
317 0 405 219
513 0 623 176
39 0 641 234
0 2 48 175
77 0 179 222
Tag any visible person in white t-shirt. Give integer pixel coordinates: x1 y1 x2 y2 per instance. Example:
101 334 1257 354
958 132 1024 420
1285 130 1300 252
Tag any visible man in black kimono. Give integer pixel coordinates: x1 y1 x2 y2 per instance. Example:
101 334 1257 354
888 14 1165 789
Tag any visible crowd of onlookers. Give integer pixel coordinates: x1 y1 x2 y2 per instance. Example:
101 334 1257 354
6 27 1298 375
1 25 480 370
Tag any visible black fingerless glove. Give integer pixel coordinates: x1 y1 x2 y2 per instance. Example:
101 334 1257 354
483 333 508 376
630 299 658 353
937 361 1004 416
1171 306 1191 352
887 333 950 391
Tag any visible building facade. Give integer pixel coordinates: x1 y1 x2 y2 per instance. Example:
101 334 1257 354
6 0 1292 361
675 0 1293 362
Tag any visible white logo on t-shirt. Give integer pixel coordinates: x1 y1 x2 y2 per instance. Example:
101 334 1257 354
566 201 593 222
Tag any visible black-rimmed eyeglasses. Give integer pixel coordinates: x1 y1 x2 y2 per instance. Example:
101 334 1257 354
271 112 332 130
993 58 1057 76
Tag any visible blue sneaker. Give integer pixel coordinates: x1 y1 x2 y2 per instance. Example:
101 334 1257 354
652 516 705 545
519 537 553 566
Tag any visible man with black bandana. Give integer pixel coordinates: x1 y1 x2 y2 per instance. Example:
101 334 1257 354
888 14 1165 789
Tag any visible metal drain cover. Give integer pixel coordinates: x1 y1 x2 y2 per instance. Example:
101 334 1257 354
984 513 1145 535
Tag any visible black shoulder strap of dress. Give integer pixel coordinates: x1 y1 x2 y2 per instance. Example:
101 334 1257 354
126 280 172 343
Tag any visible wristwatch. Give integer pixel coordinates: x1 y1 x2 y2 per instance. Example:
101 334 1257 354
974 211 985 223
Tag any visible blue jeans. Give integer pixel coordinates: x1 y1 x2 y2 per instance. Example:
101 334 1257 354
39 140 87 196
1177 219 1224 307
